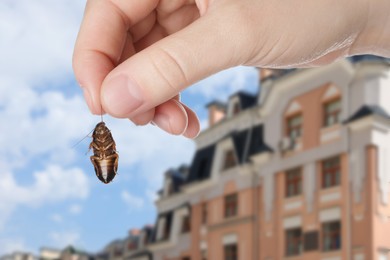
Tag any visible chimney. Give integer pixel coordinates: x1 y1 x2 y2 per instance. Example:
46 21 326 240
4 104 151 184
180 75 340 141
259 68 285 81
129 229 140 236
206 101 226 127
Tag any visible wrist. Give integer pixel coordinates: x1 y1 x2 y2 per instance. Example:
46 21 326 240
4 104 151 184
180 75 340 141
350 0 390 57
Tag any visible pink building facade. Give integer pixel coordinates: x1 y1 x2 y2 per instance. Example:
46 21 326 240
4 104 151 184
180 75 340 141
148 57 390 260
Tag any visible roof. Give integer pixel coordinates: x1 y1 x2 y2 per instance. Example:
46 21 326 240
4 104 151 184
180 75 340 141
231 124 272 163
187 124 271 184
61 246 89 256
187 144 216 183
345 105 390 124
206 100 227 110
229 91 257 110
165 165 189 193
349 54 390 63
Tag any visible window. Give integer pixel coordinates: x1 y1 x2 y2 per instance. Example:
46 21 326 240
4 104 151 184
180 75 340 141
201 203 208 225
161 215 172 241
285 168 302 197
324 99 341 127
285 228 302 256
287 114 302 141
127 240 137 250
181 215 191 233
224 244 238 260
223 149 237 170
232 102 241 115
303 231 319 251
322 156 341 188
224 193 238 218
322 221 341 251
201 250 207 260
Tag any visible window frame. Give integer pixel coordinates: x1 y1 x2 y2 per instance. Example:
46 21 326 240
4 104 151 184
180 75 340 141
181 215 191 234
285 227 303 256
224 243 238 260
285 168 302 198
224 193 238 218
222 149 237 170
323 98 341 127
322 156 341 188
286 113 303 142
322 221 341 252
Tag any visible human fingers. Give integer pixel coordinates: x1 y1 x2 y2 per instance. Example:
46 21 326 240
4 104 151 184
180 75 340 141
180 102 200 139
73 0 158 114
152 99 188 135
130 94 180 126
101 3 253 119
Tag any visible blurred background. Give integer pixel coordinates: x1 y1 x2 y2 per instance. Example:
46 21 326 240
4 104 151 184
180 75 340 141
0 0 257 256
2 1 390 260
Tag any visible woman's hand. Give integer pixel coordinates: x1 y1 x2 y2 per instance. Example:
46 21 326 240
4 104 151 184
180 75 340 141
73 0 390 138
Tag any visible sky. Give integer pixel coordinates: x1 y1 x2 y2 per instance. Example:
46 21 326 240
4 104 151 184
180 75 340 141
0 0 259 255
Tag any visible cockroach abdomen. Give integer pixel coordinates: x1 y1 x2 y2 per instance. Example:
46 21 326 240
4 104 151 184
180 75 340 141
89 121 119 184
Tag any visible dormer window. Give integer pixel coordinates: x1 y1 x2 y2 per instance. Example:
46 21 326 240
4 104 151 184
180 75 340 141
164 179 174 197
323 98 341 127
286 114 302 141
181 215 191 233
232 102 241 115
222 149 237 170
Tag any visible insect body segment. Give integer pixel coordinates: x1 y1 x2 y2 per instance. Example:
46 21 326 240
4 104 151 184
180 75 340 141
90 122 119 184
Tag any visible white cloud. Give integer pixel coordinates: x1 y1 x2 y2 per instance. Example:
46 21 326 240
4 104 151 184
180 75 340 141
121 191 145 210
49 230 81 249
0 0 84 85
50 214 64 224
189 66 259 100
0 237 30 255
0 165 89 230
69 204 82 215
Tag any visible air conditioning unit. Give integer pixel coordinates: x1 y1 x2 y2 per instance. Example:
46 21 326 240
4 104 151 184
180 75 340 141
279 137 294 152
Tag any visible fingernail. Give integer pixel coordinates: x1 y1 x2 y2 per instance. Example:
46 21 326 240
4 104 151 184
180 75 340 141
152 113 174 134
102 75 143 117
82 87 94 113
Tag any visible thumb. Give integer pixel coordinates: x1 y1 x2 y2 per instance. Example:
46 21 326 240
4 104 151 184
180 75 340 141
101 9 250 118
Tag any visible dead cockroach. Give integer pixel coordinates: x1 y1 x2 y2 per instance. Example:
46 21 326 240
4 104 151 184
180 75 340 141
89 120 119 184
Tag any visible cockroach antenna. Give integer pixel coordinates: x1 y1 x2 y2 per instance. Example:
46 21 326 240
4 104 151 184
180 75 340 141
71 128 94 148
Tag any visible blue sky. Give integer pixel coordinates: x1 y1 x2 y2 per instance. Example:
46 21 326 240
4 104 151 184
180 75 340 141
0 0 258 255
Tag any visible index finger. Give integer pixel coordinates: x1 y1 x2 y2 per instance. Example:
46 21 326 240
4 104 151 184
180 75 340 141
73 0 158 114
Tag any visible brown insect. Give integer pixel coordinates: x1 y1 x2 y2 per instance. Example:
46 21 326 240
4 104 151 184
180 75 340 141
89 121 119 184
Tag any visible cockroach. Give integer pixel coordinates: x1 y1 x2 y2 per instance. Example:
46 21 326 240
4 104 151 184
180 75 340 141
89 120 119 184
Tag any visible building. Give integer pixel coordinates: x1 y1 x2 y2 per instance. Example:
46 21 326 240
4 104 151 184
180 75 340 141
0 252 37 260
148 56 390 260
59 246 92 260
97 227 154 260
39 248 61 260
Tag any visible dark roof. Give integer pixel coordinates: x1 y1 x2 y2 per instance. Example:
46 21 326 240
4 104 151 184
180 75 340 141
206 100 227 110
187 144 216 183
231 124 272 163
349 55 390 63
229 91 257 110
165 165 189 193
345 105 390 124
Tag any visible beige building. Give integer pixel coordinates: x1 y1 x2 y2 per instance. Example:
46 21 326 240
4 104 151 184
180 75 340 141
148 56 390 260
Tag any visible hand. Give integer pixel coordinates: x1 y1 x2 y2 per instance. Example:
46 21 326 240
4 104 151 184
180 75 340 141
73 0 390 138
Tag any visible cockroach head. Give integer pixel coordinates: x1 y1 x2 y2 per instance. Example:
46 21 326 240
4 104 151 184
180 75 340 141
95 121 107 132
